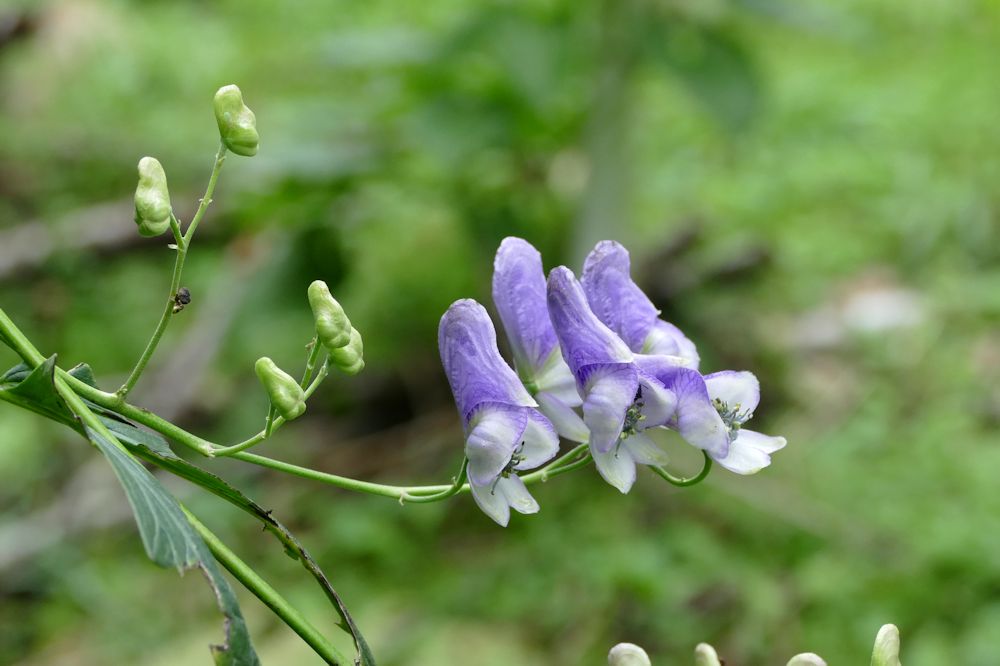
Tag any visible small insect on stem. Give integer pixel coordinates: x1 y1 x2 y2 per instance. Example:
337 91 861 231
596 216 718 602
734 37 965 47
172 287 192 313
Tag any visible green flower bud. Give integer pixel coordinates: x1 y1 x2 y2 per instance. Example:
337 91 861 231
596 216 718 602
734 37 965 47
787 654 827 666
329 327 364 375
694 644 722 666
133 156 172 237
607 643 650 666
871 624 901 666
255 357 306 421
213 84 258 156
308 280 352 350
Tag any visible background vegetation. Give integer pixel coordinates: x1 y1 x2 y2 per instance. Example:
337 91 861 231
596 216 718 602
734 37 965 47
2 0 999 663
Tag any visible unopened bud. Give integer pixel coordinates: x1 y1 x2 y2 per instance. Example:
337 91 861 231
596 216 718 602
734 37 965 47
213 84 258 156
255 357 305 420
608 643 650 666
308 280 352 350
787 654 827 666
694 644 721 666
871 624 901 666
330 327 364 375
133 157 172 237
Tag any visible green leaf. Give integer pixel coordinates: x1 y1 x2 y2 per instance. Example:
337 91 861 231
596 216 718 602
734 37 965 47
0 357 260 666
0 358 375 665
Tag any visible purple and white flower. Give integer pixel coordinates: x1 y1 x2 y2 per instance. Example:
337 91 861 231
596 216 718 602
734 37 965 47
638 357 786 474
547 266 676 493
582 240 699 368
493 237 589 443
439 299 560 525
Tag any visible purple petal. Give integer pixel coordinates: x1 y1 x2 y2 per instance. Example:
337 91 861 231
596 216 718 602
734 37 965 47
536 390 590 442
439 299 535 423
465 405 528 486
581 363 639 453
492 237 560 376
581 241 660 350
547 266 633 382
640 363 730 458
636 372 677 428
704 370 760 414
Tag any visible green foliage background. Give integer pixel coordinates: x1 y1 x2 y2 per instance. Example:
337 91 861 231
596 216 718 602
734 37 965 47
2 0 999 663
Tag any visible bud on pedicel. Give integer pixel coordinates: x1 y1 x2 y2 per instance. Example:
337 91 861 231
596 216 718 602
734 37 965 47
871 624 901 666
694 644 722 666
133 157 172 237
786 654 827 666
330 327 364 375
213 84 258 156
607 643 651 666
255 357 306 420
308 280 352 350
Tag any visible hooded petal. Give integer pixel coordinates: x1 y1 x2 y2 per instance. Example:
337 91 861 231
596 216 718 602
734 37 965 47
492 237 561 376
581 363 639 453
581 240 660 350
515 411 560 469
714 429 786 475
465 405 528 486
591 445 638 494
439 299 535 423
470 480 512 526
536 390 590 443
704 370 760 414
582 240 700 367
547 266 633 380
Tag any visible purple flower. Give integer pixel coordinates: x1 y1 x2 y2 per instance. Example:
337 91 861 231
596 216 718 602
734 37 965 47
638 357 786 474
547 266 676 493
582 240 699 368
439 299 560 525
493 237 588 442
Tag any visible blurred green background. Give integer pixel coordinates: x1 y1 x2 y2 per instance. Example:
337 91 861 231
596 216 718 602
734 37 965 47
2 0 999 663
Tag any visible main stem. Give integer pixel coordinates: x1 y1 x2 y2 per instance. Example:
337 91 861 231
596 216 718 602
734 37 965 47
183 508 349 666
116 143 228 399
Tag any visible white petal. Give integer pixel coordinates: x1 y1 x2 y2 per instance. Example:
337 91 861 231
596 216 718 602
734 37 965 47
536 391 590 443
516 412 560 469
497 475 539 515
583 365 639 453
704 370 760 413
608 643 651 666
470 480 511 526
622 431 669 466
465 407 526 486
636 375 676 427
533 348 582 406
591 444 637 494
714 429 786 475
786 654 827 666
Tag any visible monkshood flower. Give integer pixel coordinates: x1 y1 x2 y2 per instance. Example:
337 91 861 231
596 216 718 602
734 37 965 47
582 240 700 368
547 266 675 493
637 356 786 474
492 237 588 442
439 299 560 526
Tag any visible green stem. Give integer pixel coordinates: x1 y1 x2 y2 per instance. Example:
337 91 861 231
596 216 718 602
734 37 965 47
182 508 349 666
116 143 228 399
650 450 713 487
213 359 329 457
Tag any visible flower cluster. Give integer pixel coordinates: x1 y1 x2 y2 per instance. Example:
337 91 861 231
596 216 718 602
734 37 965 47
439 237 786 525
